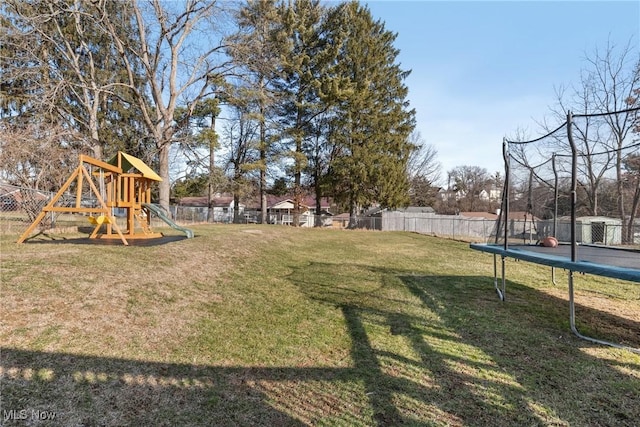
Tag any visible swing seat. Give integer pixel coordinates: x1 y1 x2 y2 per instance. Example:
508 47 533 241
88 215 111 225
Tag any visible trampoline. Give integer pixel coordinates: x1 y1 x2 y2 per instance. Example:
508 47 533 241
471 243 639 354
470 109 640 354
470 243 640 282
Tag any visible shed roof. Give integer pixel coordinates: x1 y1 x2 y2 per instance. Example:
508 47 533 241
575 216 622 224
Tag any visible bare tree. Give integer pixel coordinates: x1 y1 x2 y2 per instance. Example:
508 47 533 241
623 80 640 241
447 165 490 212
586 41 640 242
547 85 615 216
222 99 260 223
407 131 441 183
100 0 232 211
542 40 639 223
2 1 145 159
0 121 82 190
623 153 640 241
551 40 640 240
406 131 441 207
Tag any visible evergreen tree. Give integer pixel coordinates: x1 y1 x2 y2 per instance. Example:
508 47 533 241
226 0 283 223
274 0 347 225
326 2 416 225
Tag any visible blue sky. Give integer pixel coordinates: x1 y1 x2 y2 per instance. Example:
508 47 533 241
364 1 640 182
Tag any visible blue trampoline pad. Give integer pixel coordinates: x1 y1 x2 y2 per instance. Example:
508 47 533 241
470 243 640 283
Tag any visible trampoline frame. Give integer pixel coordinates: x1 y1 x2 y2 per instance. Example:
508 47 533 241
471 111 640 354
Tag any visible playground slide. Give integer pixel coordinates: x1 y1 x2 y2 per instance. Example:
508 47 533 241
142 203 194 239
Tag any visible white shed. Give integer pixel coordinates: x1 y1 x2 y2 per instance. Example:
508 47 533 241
576 216 622 245
552 216 622 244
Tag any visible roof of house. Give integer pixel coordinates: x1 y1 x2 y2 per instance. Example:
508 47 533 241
575 216 622 223
507 211 540 221
460 212 498 220
333 213 351 220
269 199 309 210
400 206 435 213
0 184 49 201
0 183 19 197
178 195 236 207
245 194 333 210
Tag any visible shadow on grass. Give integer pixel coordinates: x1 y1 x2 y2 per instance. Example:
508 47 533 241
2 262 638 426
289 261 640 426
2 347 358 426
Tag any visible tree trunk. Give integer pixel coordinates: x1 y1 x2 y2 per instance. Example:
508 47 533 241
260 106 267 224
233 192 241 224
260 148 267 223
158 144 171 213
616 154 627 242
293 132 302 227
207 116 217 223
315 174 322 227
91 140 102 161
626 181 640 243
348 194 357 229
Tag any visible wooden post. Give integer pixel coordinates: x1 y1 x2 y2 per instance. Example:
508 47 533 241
75 168 83 209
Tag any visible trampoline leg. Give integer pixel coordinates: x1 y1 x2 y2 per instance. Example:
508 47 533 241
551 267 557 286
492 254 498 292
567 271 640 354
568 271 576 334
495 256 505 301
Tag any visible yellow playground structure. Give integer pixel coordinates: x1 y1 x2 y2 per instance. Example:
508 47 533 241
17 152 193 245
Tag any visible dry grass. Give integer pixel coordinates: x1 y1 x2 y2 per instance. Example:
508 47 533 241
1 225 639 426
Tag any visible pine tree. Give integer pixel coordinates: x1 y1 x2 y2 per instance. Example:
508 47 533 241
326 2 416 225
226 0 283 223
274 0 346 225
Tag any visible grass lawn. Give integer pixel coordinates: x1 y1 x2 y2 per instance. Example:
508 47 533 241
1 225 639 426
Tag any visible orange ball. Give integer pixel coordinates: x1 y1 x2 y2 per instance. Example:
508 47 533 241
541 236 558 248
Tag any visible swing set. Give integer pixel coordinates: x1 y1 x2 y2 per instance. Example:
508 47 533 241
17 152 165 246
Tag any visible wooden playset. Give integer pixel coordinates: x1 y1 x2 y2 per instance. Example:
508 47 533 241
17 152 169 246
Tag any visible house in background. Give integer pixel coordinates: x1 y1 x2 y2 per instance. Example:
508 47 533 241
263 196 333 226
173 194 243 223
331 213 350 228
266 198 303 225
236 195 334 226
401 206 435 214
459 211 498 220
172 193 335 225
0 183 50 211
439 187 501 203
